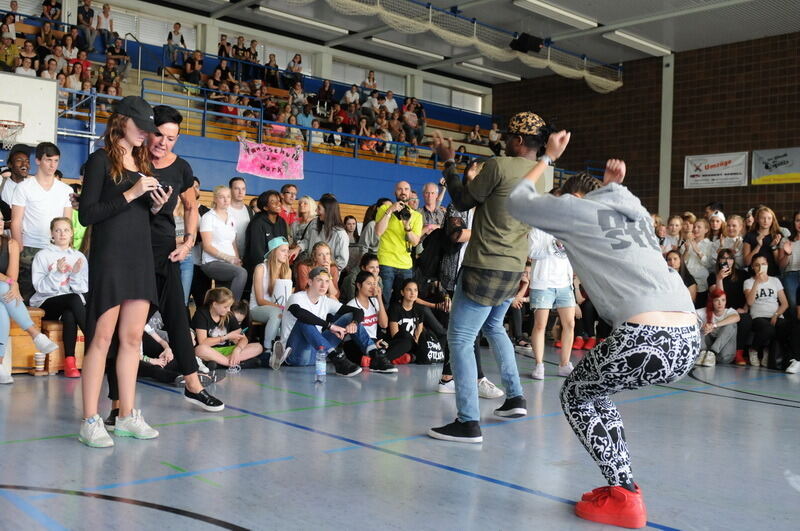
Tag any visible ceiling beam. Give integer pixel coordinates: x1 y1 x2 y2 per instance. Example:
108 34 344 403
550 0 755 43
419 52 482 71
210 0 262 20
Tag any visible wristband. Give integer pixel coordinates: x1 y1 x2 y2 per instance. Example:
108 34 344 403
5 277 13 286
540 155 553 166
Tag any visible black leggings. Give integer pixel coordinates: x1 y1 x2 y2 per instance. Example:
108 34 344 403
40 293 86 358
574 298 612 340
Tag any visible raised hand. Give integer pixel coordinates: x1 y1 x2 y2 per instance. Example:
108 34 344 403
431 130 455 162
603 159 627 186
544 130 571 161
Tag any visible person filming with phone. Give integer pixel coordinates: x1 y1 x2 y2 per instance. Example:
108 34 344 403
375 180 422 305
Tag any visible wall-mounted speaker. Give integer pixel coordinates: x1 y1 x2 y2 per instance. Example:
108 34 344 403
509 32 543 53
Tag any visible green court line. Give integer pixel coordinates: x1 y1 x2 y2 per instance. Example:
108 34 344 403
160 461 222 488
0 433 78 445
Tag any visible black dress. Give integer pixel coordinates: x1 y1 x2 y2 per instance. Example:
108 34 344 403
79 149 158 343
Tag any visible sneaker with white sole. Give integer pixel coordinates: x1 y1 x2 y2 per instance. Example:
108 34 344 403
114 409 159 439
33 333 59 354
748 349 760 367
428 419 482 443
786 359 800 374
438 379 455 393
184 388 225 412
703 351 717 367
493 395 527 418
0 365 13 384
196 357 210 374
531 363 545 380
478 377 504 399
695 350 708 367
79 414 114 448
558 362 574 377
269 341 292 370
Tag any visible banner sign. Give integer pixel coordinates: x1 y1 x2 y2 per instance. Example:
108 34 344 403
684 152 748 189
751 147 800 185
236 139 304 180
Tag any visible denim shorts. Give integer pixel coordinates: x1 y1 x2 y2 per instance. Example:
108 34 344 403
530 286 575 309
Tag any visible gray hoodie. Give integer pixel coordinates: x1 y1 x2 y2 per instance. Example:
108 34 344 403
507 179 694 328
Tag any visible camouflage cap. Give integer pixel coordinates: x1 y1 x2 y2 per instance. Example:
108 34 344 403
507 112 546 135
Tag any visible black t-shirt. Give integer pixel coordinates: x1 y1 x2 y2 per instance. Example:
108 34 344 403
388 303 424 336
191 306 241 347
743 231 781 276
106 45 128 58
151 156 194 247
77 6 94 25
679 269 696 289
708 269 747 310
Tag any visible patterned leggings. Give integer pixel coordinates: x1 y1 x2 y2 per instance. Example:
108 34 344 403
559 322 700 486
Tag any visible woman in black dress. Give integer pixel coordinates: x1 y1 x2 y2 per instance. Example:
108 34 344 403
78 96 161 448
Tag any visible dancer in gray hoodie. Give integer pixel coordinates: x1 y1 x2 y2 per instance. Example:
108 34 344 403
507 131 699 529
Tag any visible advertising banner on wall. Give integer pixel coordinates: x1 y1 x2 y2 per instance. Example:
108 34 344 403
683 152 748 189
751 147 800 185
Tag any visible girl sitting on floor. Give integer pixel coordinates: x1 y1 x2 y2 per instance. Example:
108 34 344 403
192 287 262 369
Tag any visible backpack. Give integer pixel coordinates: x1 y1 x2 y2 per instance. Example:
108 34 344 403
415 329 444 365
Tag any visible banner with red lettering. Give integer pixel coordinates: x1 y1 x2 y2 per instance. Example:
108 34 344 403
684 152 748 189
236 138 304 180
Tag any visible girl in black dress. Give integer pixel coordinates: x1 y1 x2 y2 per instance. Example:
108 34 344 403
78 96 162 448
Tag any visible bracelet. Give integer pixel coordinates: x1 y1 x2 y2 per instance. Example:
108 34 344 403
540 155 553 166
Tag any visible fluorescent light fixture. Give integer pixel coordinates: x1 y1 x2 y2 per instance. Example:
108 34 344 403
603 30 671 56
257 6 349 35
367 37 444 61
513 0 597 29
457 62 521 81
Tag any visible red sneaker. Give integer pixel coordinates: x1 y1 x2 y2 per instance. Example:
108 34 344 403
64 356 80 378
554 340 562 348
582 483 640 501
734 349 746 366
391 353 412 365
583 337 597 350
573 336 585 350
575 486 647 529
360 355 371 368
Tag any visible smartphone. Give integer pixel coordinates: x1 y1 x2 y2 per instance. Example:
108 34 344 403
241 327 249 334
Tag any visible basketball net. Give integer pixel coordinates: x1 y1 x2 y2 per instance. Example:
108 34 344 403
0 120 25 151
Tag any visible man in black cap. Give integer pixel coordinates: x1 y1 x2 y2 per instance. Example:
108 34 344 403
0 144 32 231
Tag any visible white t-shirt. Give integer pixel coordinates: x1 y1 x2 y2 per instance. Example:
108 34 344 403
280 291 342 343
228 204 251 257
348 296 379 339
249 262 293 310
15 66 36 77
383 98 398 114
96 12 112 31
743 276 784 319
1 176 24 208
199 209 237 264
528 228 573 290
695 307 738 326
343 90 360 104
11 177 72 248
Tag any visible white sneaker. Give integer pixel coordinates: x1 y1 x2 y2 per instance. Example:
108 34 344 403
703 351 716 367
79 414 114 448
748 349 760 367
531 363 545 380
696 350 708 367
478 377 504 399
786 359 800 374
438 379 455 393
196 357 210 374
0 365 13 384
270 341 291 370
114 409 159 439
558 362 574 377
33 333 59 354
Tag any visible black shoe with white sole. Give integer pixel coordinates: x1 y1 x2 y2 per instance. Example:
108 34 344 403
369 355 398 373
184 388 225 412
428 419 483 443
104 408 119 432
493 395 527 418
330 350 362 377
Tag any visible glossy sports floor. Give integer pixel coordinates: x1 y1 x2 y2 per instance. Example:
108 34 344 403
1 346 798 530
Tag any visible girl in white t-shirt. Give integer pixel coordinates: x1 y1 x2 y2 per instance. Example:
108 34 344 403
681 218 715 308
719 214 745 268
661 215 683 256
695 287 740 367
199 186 247 301
345 270 390 369
250 237 294 368
744 255 788 367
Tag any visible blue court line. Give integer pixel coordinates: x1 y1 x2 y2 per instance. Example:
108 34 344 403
0 490 69 530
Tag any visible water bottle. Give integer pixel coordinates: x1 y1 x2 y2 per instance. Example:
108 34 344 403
314 346 327 383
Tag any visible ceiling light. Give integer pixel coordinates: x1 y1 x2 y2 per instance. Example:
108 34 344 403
513 0 597 29
367 37 445 61
257 6 349 35
602 30 671 56
457 62 521 81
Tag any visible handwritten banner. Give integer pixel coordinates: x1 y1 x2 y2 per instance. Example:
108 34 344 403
684 152 748 189
751 147 800 185
236 139 304 180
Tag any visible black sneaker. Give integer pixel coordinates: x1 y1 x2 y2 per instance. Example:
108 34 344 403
104 408 119 432
369 354 398 373
428 419 483 443
493 395 527 418
330 350 362 377
184 388 225 412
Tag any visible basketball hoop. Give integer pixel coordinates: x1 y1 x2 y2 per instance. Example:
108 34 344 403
0 120 25 150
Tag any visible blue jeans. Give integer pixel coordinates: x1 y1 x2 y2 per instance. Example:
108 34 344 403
782 271 800 309
179 255 194 305
285 313 375 366
378 265 413 305
0 283 35 357
448 275 523 423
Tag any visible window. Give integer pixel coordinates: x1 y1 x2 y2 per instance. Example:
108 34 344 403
218 32 311 75
423 82 483 113
332 61 404 94
139 17 197 50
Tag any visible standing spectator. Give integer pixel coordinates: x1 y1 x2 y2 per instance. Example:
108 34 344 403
227 177 252 258
417 182 446 241
217 34 231 58
666 249 698 302
708 210 725 242
278 183 298 226
744 255 788 367
243 190 293 275
77 0 97 52
778 210 800 311
359 198 392 255
30 217 88 378
743 206 783 277
95 3 114 51
375 181 422 304
106 38 130 80
285 53 302 85
10 142 72 302
199 186 247 301
681 218 714 308
264 52 280 88
231 35 247 80
245 39 259 80
402 103 422 143
250 236 294 368
166 22 186 65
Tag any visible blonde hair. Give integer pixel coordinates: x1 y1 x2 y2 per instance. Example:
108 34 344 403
203 287 234 328
50 217 73 247
298 195 316 221
265 244 291 297
211 185 230 209
753 206 781 237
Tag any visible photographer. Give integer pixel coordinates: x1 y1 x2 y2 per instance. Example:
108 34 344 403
375 181 422 304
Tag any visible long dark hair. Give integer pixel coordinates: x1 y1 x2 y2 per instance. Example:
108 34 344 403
103 113 152 184
317 194 343 239
715 247 740 282
789 210 800 242
344 215 359 241
666 249 691 279
363 197 391 227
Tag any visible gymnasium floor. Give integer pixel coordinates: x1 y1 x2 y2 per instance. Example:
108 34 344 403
1 347 798 530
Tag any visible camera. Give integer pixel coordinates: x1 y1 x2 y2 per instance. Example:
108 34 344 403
394 202 412 221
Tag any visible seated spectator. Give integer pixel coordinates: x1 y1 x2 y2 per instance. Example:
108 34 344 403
199 186 247 301
289 81 307 116
344 102 359 126
375 128 391 153
299 195 349 271
30 217 87 378
681 218 714 308
67 26 87 53
295 242 340 299
18 40 39 72
56 72 68 105
387 109 403 140
95 57 119 92
217 34 231 57
709 247 750 365
105 38 129 78
95 3 114 50
243 190 291 274
41 0 61 21
358 198 391 255
317 79 335 113
666 249 698 302
291 195 316 252
361 70 377 95
77 0 97 53
279 266 373 374
65 61 84 89
744 206 783 276
454 145 469 164
374 109 389 132
285 53 302 86
357 118 377 152
264 52 280 88
250 237 294 367
342 84 360 106
487 122 502 156
0 31 19 72
309 119 324 147
97 84 118 112
214 58 235 84
744 255 788 367
193 287 262 368
467 124 485 145
219 93 239 124
36 21 57 61
69 49 91 77
389 130 408 157
2 14 15 39
385 278 424 364
695 287 740 367
40 57 59 79
166 22 186 65
206 67 223 92
340 252 382 304
183 50 203 85
296 103 314 130
286 115 304 144
43 44 67 74
343 270 396 372
383 91 398 114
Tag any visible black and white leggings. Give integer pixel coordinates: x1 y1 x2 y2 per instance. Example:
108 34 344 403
560 322 700 486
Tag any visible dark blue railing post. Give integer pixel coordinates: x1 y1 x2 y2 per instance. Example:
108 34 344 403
354 138 359 159
201 95 207 138
257 109 263 144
